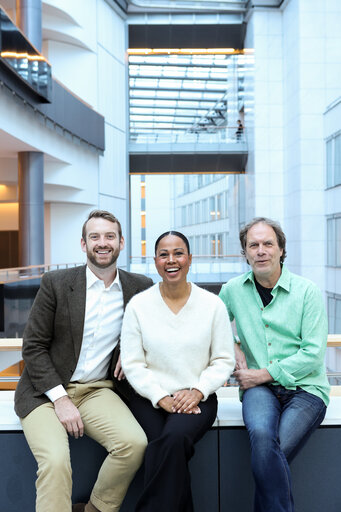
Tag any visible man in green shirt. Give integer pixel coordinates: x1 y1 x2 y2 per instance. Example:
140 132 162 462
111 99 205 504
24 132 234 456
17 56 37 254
219 217 329 512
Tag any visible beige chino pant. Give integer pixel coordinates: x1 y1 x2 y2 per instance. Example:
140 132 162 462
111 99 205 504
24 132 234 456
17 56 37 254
21 381 147 512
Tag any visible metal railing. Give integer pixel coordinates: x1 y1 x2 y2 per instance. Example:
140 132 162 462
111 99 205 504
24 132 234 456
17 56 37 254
0 263 83 284
129 125 246 145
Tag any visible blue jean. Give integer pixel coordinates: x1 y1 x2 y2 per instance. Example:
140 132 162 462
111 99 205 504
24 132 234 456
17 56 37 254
242 385 326 512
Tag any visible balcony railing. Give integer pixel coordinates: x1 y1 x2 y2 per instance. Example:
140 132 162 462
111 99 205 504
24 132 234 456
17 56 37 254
129 125 247 146
0 263 83 285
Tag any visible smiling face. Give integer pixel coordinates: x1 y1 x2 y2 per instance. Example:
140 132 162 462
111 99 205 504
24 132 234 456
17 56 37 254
154 234 192 285
81 217 124 271
245 222 283 286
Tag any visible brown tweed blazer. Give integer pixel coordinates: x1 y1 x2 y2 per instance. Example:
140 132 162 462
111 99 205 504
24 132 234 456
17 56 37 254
14 265 152 418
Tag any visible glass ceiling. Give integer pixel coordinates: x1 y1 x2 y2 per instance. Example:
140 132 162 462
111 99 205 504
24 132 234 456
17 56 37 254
128 51 250 142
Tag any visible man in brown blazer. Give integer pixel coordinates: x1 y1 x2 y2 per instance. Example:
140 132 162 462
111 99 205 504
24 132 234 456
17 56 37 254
14 210 153 512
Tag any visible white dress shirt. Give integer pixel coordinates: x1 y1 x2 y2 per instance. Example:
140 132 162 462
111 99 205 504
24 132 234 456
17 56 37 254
45 266 124 402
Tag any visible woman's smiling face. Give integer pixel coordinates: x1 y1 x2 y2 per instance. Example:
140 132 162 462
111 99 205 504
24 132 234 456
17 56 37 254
154 235 192 284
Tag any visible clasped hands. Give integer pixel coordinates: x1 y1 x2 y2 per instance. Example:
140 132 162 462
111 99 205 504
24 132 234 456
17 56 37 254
158 388 204 414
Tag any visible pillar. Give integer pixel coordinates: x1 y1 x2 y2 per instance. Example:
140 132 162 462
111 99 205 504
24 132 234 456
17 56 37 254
16 0 42 52
18 152 44 267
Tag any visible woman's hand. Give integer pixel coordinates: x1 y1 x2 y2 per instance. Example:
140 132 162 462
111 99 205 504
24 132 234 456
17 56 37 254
172 389 203 414
158 396 175 413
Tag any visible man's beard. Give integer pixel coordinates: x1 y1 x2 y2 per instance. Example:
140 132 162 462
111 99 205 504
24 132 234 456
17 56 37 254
87 247 119 269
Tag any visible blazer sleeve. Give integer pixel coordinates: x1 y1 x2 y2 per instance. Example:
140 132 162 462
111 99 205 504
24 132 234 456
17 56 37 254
22 272 65 393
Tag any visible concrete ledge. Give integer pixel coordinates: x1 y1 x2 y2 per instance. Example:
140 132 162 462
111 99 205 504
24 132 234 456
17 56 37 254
2 387 341 431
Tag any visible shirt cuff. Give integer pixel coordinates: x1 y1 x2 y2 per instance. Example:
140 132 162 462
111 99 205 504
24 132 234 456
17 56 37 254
266 361 296 387
45 385 68 402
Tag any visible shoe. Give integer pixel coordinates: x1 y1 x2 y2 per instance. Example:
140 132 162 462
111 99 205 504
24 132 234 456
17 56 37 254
85 501 100 512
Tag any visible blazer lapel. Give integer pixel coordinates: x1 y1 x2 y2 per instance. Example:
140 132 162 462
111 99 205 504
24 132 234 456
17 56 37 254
67 265 87 360
119 269 139 309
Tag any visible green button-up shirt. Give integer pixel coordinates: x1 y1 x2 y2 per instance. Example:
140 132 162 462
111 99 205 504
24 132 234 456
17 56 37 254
219 265 330 406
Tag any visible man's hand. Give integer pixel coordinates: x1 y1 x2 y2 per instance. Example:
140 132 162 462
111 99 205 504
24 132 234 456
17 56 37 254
172 389 203 414
234 343 248 370
54 396 84 438
233 368 273 390
113 354 125 381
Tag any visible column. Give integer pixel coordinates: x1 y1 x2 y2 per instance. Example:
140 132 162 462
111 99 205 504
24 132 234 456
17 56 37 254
16 0 42 51
18 152 44 267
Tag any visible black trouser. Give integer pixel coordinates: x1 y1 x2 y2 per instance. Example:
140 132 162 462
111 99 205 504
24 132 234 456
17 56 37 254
129 393 218 512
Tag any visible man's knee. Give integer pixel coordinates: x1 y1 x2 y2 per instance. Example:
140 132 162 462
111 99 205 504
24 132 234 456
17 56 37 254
112 425 147 461
38 446 72 478
249 426 278 456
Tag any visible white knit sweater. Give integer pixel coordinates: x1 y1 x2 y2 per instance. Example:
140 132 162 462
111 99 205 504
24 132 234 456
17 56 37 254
121 283 235 407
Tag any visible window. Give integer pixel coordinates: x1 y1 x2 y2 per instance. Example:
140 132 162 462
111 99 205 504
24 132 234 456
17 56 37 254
195 201 201 223
217 194 222 220
210 235 216 256
184 175 190 194
217 233 223 256
328 294 341 334
202 235 208 256
181 206 187 226
202 198 208 222
335 134 341 187
327 215 341 267
224 191 229 219
326 139 333 188
209 196 216 221
188 203 193 225
195 236 200 255
326 133 341 188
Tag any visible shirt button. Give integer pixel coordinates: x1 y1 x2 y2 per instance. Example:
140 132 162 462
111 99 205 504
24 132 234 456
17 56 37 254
269 360 272 364
261 308 263 311
268 342 271 346
265 324 269 328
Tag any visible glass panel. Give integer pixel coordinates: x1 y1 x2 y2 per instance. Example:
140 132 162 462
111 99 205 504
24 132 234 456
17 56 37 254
209 196 216 221
195 236 201 256
326 139 333 188
217 194 222 220
182 206 187 226
195 201 201 223
210 235 216 256
217 234 223 256
188 204 193 225
202 198 208 222
327 218 335 266
328 296 335 333
335 298 341 333
335 134 341 187
336 217 341 267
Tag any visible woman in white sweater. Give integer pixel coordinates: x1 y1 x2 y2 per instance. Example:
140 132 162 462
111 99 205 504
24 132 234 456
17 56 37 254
120 231 235 512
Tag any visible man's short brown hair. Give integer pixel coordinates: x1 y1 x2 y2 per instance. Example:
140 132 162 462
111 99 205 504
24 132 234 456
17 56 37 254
239 217 287 263
82 210 122 241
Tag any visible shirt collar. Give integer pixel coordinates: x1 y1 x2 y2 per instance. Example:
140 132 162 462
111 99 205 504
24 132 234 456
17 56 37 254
242 264 290 292
86 265 122 291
